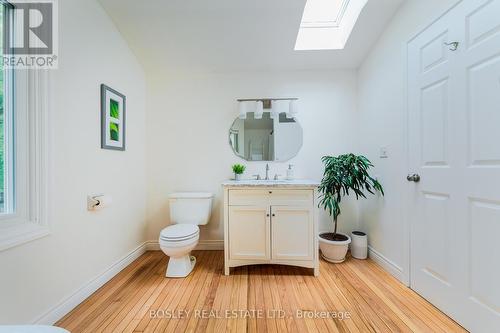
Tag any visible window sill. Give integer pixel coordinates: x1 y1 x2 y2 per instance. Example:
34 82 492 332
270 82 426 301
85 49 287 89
0 222 51 252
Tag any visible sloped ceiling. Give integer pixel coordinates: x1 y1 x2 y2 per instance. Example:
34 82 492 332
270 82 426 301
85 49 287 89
98 0 404 74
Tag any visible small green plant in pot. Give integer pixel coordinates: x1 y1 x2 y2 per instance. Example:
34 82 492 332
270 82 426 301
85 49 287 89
232 164 246 181
318 154 384 263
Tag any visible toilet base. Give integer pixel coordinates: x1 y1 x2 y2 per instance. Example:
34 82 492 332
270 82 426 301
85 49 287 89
166 255 196 278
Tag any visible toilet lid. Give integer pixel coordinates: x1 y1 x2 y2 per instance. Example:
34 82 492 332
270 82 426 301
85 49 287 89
160 224 199 240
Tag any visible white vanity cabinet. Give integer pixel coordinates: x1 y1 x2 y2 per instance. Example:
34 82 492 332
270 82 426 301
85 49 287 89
222 181 319 276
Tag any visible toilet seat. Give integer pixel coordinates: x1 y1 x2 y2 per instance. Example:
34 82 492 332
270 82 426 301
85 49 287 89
160 224 199 242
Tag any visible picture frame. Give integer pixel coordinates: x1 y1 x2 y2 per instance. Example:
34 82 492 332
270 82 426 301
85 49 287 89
101 84 126 151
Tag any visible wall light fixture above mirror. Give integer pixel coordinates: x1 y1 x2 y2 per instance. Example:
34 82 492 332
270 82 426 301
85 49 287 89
237 98 299 120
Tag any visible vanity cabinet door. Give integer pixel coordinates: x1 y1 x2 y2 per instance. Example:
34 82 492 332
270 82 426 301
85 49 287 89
228 206 270 260
271 206 313 261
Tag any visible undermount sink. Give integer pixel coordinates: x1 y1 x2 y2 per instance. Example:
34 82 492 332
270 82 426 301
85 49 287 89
222 179 320 187
247 179 290 183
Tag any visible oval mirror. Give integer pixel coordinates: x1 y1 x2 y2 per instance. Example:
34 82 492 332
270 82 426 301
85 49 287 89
229 112 303 162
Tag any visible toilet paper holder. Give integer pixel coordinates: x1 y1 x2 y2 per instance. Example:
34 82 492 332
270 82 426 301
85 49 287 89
87 194 112 211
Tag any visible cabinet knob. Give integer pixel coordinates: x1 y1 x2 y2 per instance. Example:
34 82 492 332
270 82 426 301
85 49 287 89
272 214 276 217
266 214 270 217
269 191 272 194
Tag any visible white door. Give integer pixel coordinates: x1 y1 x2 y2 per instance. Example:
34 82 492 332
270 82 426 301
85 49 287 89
271 206 313 261
408 1 500 331
228 206 270 260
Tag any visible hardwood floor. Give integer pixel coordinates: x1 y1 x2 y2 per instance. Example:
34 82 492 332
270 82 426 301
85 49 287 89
56 251 467 332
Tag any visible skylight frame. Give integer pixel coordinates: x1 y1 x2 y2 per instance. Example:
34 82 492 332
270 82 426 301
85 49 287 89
294 0 368 51
299 0 350 29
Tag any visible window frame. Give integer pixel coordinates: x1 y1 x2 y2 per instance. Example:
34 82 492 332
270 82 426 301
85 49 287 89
0 1 51 251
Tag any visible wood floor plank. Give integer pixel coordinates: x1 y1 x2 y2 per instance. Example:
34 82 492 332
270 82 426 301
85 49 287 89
99 257 167 332
316 259 371 333
78 256 165 333
265 266 289 333
56 252 157 331
345 259 445 333
109 257 169 333
193 252 222 333
235 266 249 333
335 261 413 332
279 265 317 333
361 259 468 333
56 251 467 333
246 265 258 333
134 252 206 332
321 259 400 332
206 259 234 333
261 266 278 333
177 251 218 333
156 252 210 333
147 251 207 333
271 266 300 333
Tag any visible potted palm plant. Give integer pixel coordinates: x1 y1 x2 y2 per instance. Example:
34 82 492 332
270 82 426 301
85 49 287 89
318 154 384 263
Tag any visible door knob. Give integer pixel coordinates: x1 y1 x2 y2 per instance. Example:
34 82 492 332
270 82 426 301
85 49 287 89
407 174 421 182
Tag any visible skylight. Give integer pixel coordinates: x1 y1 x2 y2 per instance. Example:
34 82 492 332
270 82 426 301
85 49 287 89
294 0 368 50
300 0 348 28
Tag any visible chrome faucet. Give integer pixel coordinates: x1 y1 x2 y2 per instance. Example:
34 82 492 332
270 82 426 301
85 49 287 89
265 163 270 180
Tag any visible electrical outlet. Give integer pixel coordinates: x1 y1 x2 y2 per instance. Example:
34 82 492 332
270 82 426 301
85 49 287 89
379 146 388 158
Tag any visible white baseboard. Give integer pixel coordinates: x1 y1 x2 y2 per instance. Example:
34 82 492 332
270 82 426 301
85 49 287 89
145 239 224 251
144 240 160 251
33 242 148 325
368 246 407 285
196 240 224 250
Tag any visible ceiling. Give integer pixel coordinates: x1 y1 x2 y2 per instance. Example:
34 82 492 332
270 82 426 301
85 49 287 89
98 0 404 74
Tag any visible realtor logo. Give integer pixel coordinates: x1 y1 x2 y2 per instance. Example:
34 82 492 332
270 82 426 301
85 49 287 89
2 0 58 69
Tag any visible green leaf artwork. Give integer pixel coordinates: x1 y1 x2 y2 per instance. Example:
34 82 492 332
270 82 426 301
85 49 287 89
110 122 119 141
101 84 125 151
110 99 119 119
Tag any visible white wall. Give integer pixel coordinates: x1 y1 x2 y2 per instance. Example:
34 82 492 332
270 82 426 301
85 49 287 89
0 0 147 324
146 70 359 242
357 0 460 283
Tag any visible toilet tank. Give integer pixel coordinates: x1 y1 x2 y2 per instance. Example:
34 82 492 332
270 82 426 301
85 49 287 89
169 192 213 225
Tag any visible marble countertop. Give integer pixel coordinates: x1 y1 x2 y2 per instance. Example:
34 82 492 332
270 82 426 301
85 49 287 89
222 179 320 188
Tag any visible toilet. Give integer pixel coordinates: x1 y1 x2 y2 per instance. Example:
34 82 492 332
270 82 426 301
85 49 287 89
159 192 213 278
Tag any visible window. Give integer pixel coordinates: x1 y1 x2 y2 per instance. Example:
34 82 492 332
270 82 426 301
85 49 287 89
0 2 10 213
0 1 51 251
294 0 368 50
300 0 348 28
0 1 15 216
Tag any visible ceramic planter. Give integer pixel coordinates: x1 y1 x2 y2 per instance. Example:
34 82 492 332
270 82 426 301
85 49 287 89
235 174 242 181
318 233 351 263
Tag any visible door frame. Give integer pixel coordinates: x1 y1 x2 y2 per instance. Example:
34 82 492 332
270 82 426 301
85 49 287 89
403 0 463 287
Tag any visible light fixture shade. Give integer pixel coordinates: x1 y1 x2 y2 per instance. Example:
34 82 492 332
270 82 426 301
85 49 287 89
238 101 247 119
287 100 299 119
271 100 286 119
270 109 279 119
254 101 264 119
